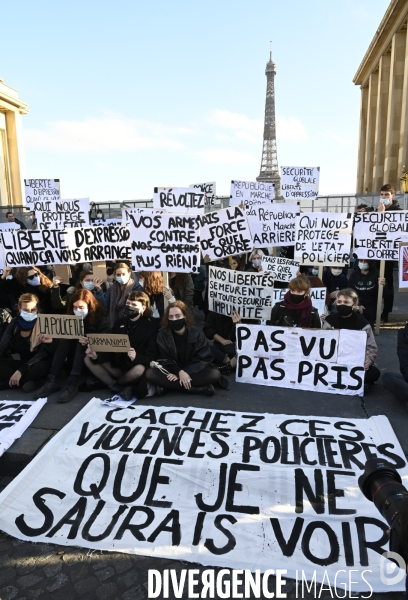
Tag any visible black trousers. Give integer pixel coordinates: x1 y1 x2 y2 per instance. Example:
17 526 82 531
145 367 221 391
365 364 380 385
210 341 236 364
0 358 51 387
49 339 85 378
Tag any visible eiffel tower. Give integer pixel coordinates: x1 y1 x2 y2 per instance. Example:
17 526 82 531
256 43 281 197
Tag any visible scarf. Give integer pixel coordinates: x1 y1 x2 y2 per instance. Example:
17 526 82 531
16 316 37 331
109 278 135 326
283 291 313 327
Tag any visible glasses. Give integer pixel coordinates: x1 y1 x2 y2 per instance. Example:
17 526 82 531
27 273 39 280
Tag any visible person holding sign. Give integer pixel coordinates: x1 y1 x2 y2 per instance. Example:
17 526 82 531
267 277 321 328
105 263 142 327
137 271 165 329
323 288 380 391
0 294 52 391
51 269 106 312
245 249 265 273
33 290 110 402
145 301 221 396
84 291 157 399
348 260 386 325
203 310 238 372
1 267 54 315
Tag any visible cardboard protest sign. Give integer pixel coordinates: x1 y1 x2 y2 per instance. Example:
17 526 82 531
198 206 252 261
261 256 300 282
236 324 365 396
0 399 47 456
87 333 130 352
2 229 75 267
153 187 205 214
0 399 405 594
64 224 131 263
35 198 90 230
268 286 326 315
399 243 408 290
246 202 299 247
38 314 85 339
208 266 275 319
230 180 274 208
92 261 107 283
294 213 352 266
354 210 408 260
54 264 71 285
128 212 200 272
24 179 60 205
190 182 220 208
281 166 320 200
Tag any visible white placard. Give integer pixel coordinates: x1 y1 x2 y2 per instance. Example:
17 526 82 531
268 286 326 316
246 202 299 247
261 256 300 282
281 166 319 200
153 187 205 214
0 399 405 593
208 266 275 320
399 243 408 290
0 223 20 231
35 199 89 230
64 224 132 263
294 213 352 266
199 206 252 261
353 210 408 260
2 229 75 267
229 180 275 208
190 182 219 207
24 179 60 205
0 399 47 456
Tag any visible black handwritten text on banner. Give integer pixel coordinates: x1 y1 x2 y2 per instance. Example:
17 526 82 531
294 213 352 265
153 187 205 214
246 203 299 247
230 180 274 208
0 400 404 593
64 225 131 263
129 213 200 272
236 325 365 396
281 167 319 200
199 206 252 261
36 199 90 230
24 179 60 205
269 286 326 315
353 210 408 260
0 399 47 456
2 229 75 266
190 182 219 207
261 256 300 283
209 266 274 319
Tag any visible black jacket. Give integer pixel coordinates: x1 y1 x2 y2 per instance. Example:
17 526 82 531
0 278 54 314
111 316 157 368
267 301 321 328
348 268 381 307
0 318 50 374
397 324 408 382
203 311 235 342
156 326 213 375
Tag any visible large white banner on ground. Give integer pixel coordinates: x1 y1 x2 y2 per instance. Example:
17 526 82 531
153 187 205 214
35 199 90 230
246 202 299 247
0 399 405 593
64 224 132 263
0 399 47 456
229 180 275 208
128 212 200 272
199 206 252 261
208 266 275 319
24 179 60 205
190 182 220 208
236 325 365 396
281 167 319 200
2 229 75 266
294 213 353 266
353 210 408 260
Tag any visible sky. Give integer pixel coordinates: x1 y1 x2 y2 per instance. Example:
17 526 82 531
1 0 389 202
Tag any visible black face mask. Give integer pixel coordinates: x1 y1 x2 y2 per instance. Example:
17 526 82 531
169 318 186 331
337 304 354 317
289 292 305 304
125 306 140 318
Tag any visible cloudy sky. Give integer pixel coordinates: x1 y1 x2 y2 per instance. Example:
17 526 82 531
2 0 388 201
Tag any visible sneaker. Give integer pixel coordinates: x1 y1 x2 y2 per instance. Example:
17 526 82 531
57 376 79 404
146 383 157 398
78 377 108 392
33 375 61 399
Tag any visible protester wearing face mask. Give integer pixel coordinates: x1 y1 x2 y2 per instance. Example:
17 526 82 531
267 277 321 328
323 266 349 311
51 269 106 311
1 266 54 315
348 260 386 324
245 249 264 272
323 289 380 391
33 290 110 403
145 301 221 396
105 263 142 327
0 294 53 391
84 291 157 399
137 271 164 329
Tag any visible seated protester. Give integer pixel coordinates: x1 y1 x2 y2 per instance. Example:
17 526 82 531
203 309 239 372
105 262 142 327
323 288 380 390
83 291 157 399
382 324 408 406
267 276 321 328
348 259 386 324
0 293 52 392
0 266 54 315
51 269 106 312
166 273 194 313
322 267 349 311
138 271 165 329
145 300 221 396
33 289 110 403
245 249 264 272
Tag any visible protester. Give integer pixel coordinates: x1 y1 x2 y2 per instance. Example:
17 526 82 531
84 291 156 399
323 266 349 311
245 249 264 272
191 265 207 314
0 266 54 314
348 259 386 324
267 276 321 328
137 271 164 328
33 289 110 403
323 288 380 390
203 309 239 372
377 184 401 321
382 324 408 407
145 300 221 396
0 293 52 392
51 269 106 311
105 263 141 326
5 210 27 229
166 273 194 313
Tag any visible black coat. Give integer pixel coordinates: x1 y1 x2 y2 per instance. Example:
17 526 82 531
111 316 157 368
267 301 321 328
156 326 213 375
203 311 235 342
0 278 54 314
397 324 408 382
0 318 36 363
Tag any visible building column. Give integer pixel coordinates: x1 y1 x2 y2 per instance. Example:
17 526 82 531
356 85 369 193
384 30 406 187
363 71 378 193
4 110 25 206
372 53 391 192
398 24 408 178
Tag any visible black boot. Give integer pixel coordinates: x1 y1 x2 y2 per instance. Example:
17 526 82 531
33 374 61 399
58 376 79 404
187 384 215 396
22 380 44 393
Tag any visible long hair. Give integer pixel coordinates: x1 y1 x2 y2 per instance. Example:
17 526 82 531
18 293 39 311
16 267 53 291
76 269 93 289
67 288 107 326
140 271 163 295
127 291 152 318
161 300 194 329
171 273 189 290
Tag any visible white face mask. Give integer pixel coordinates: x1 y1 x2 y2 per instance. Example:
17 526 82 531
73 307 88 318
331 269 342 277
311 269 318 276
27 275 40 287
97 213 103 218
116 274 130 285
252 259 262 267
83 281 95 291
359 262 369 271
20 310 38 322
6 275 13 280
380 198 390 205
